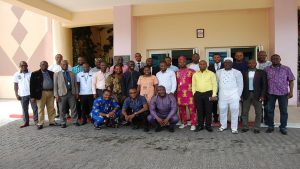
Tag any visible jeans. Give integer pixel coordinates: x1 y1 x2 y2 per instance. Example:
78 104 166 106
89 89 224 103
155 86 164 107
267 94 288 129
20 95 38 123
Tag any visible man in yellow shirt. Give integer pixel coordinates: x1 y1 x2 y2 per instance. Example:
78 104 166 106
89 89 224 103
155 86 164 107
192 60 217 132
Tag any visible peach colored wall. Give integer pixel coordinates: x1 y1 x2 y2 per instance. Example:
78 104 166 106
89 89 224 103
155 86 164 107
0 1 53 98
113 5 135 57
136 9 270 60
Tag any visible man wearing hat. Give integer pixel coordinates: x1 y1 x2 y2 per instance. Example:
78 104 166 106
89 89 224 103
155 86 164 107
216 57 243 134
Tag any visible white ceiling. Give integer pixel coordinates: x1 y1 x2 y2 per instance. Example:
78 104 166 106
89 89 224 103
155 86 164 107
46 0 194 12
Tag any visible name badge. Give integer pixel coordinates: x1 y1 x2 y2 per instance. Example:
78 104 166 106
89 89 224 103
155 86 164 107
67 82 70 85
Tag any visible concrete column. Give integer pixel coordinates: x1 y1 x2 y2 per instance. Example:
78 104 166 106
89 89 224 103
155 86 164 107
113 5 136 59
52 20 73 65
269 0 298 105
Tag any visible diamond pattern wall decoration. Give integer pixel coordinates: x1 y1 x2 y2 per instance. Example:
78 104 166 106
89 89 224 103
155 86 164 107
12 47 29 65
11 22 28 44
11 6 24 19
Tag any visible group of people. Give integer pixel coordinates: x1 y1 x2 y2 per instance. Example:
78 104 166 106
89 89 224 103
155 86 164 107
13 51 295 135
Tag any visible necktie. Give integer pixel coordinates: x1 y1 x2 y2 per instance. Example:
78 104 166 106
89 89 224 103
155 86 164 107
138 62 141 70
216 64 220 70
64 71 71 89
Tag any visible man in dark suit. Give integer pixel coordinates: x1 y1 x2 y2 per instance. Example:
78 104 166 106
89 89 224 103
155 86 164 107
241 59 267 133
30 61 56 130
208 53 223 122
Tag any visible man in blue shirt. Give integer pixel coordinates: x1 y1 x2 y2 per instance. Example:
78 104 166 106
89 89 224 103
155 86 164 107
122 88 149 132
90 90 121 129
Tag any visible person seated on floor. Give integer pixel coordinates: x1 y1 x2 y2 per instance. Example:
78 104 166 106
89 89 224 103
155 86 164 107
122 88 150 132
147 85 179 132
90 89 121 129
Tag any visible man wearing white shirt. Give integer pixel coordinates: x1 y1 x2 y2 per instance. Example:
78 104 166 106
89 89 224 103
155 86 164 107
216 57 243 134
187 53 200 71
13 61 38 128
156 61 177 94
77 63 94 125
92 61 110 98
165 56 179 72
48 54 72 73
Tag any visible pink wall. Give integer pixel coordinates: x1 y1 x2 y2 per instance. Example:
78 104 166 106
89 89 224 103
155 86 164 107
113 5 136 58
270 0 298 105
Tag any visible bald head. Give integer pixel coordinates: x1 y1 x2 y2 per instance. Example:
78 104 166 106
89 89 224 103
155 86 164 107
61 60 69 70
55 54 63 64
40 61 48 71
199 60 207 71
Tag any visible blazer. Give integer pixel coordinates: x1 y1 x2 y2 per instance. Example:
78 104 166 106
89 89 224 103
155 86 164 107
134 61 146 72
208 63 224 73
54 71 78 97
242 69 267 100
30 70 54 100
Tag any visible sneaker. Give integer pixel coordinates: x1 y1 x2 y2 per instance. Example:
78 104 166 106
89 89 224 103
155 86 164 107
218 127 226 132
232 130 238 134
179 124 187 129
61 124 67 128
190 125 196 131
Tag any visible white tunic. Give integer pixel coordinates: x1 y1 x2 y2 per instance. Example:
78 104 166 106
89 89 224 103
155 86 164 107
156 70 177 94
216 68 243 101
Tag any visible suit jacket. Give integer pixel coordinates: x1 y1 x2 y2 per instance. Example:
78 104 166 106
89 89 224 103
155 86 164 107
208 63 224 73
30 69 54 100
54 71 78 97
134 61 146 72
242 69 267 100
122 70 140 97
